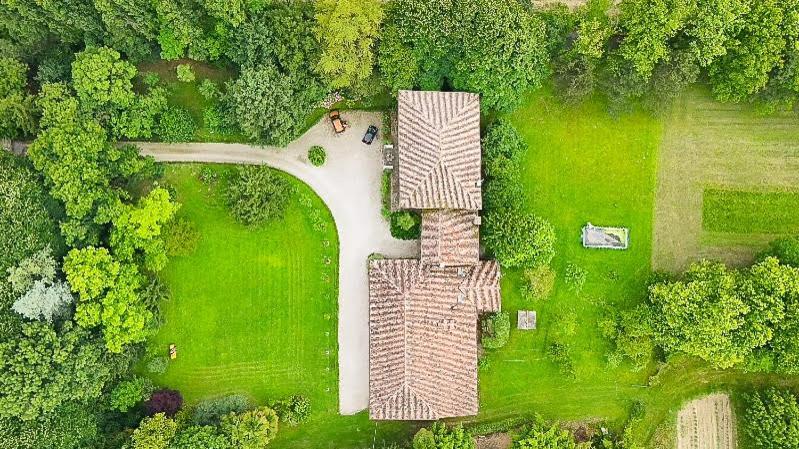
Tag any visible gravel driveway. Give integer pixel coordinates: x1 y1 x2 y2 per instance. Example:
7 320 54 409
136 112 418 415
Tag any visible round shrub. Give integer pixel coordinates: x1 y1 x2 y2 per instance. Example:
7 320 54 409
198 79 219 100
308 145 326 166
110 377 154 412
157 106 196 142
390 211 421 240
521 265 555 301
176 64 195 82
145 356 169 375
270 395 310 425
761 236 799 267
142 72 161 88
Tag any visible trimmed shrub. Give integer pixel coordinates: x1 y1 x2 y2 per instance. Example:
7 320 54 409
270 395 310 425
198 79 219 100
193 394 251 426
521 265 556 301
145 355 169 375
176 64 195 82
164 218 200 256
308 145 326 166
157 106 196 142
221 407 279 448
142 72 161 88
481 312 511 349
390 211 421 240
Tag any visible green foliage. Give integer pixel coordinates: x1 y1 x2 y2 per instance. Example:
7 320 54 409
564 263 587 293
413 423 475 449
164 217 200 257
390 211 421 240
270 395 310 426
71 46 136 111
176 64 195 82
0 154 60 322
481 312 511 350
0 402 99 449
379 0 549 111
521 265 556 301
513 419 583 449
314 0 383 90
0 322 118 421
600 305 655 372
132 413 177 449
308 145 327 167
63 247 152 353
618 0 692 79
224 166 293 226
153 0 213 61
93 0 158 62
224 64 325 146
198 79 219 100
483 119 528 180
708 0 795 102
483 209 556 269
762 236 799 267
6 246 57 295
171 425 231 449
648 257 799 370
110 376 154 412
0 57 36 138
743 388 799 449
109 187 179 272
193 394 251 426
221 407 279 449
157 106 196 142
145 355 169 375
546 342 576 379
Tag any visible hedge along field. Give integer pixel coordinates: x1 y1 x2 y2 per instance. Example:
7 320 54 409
703 189 799 234
145 164 410 449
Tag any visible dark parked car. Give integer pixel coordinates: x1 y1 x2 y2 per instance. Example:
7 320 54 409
362 125 378 144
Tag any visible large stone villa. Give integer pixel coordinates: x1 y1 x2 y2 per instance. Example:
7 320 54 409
368 90 501 420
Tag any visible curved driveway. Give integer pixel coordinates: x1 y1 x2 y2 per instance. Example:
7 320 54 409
136 112 418 415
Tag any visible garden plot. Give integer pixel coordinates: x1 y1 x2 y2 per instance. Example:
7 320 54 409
676 393 736 449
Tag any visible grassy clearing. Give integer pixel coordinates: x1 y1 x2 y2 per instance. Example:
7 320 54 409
137 60 245 142
703 189 799 234
476 88 662 429
653 88 799 270
145 164 411 448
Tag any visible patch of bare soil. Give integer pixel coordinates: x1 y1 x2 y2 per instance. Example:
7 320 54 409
677 393 737 449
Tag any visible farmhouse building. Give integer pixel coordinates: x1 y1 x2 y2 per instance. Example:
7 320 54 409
368 90 501 420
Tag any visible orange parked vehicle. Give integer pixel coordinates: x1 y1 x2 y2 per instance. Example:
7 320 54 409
329 110 346 133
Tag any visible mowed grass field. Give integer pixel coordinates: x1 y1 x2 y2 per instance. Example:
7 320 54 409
146 164 411 449
476 89 662 430
653 88 799 270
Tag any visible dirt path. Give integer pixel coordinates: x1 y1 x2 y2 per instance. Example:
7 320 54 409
652 90 799 271
677 393 737 449
136 112 418 415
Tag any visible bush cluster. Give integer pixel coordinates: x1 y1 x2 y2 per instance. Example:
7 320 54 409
157 106 197 142
481 312 510 350
308 145 327 166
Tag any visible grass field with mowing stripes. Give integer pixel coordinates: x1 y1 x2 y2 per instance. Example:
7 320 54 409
703 189 799 234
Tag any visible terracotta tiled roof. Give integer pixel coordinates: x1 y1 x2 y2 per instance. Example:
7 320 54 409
420 210 480 267
396 90 482 210
368 260 501 420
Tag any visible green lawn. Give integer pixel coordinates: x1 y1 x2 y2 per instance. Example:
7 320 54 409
703 188 799 234
146 164 411 449
476 89 662 431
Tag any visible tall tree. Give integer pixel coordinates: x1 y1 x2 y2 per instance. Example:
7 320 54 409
0 322 118 421
63 247 152 353
314 0 383 90
617 0 693 79
0 57 35 138
93 0 159 61
743 388 799 449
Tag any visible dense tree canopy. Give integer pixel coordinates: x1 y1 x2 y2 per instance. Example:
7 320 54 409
0 322 119 421
379 0 549 111
0 57 36 139
63 247 152 353
314 0 383 90
743 388 799 449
